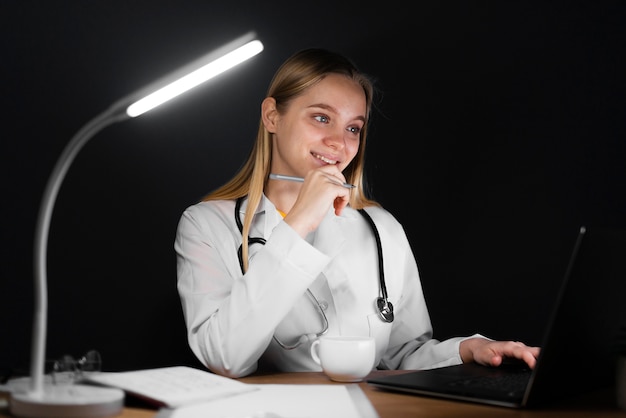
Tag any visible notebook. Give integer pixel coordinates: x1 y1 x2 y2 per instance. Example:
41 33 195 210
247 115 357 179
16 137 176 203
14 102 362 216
368 226 626 408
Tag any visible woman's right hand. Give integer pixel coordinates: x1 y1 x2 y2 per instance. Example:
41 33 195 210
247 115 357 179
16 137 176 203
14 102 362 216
283 167 352 237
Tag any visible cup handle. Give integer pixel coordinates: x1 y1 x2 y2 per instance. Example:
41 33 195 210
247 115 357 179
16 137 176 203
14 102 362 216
310 340 322 366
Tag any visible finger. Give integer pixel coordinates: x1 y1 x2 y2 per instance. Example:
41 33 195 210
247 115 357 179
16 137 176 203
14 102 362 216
323 173 350 188
333 194 350 215
522 351 537 369
489 355 503 367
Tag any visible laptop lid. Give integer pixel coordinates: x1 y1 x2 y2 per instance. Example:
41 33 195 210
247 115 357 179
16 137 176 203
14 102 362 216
367 226 626 408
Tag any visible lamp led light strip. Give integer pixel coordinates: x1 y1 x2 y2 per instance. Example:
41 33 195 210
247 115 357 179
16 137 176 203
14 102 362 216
11 32 263 418
127 39 263 117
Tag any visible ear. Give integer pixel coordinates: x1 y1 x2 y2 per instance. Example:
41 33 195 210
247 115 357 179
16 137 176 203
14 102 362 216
261 97 278 133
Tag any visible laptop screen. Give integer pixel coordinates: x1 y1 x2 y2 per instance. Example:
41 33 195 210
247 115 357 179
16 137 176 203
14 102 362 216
368 226 626 409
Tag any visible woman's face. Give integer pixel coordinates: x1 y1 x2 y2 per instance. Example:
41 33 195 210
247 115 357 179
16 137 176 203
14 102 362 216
266 73 366 178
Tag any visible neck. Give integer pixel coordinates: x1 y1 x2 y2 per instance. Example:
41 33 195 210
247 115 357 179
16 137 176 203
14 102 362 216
265 182 299 216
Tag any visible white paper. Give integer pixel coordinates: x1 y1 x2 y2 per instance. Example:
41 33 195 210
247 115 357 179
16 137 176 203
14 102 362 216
155 384 379 418
84 366 256 407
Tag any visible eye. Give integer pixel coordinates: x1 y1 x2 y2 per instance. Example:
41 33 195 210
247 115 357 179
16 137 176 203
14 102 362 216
348 126 362 134
314 115 329 123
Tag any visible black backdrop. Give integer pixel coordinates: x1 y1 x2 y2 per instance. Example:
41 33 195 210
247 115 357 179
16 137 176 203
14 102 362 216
2 1 625 374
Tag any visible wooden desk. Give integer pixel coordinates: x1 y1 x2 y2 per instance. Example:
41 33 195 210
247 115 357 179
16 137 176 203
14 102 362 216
1 370 624 417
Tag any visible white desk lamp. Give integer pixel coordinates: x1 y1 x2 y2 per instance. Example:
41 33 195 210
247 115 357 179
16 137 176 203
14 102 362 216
10 31 263 418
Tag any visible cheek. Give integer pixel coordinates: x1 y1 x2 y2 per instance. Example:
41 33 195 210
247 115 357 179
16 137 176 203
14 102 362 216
346 139 360 161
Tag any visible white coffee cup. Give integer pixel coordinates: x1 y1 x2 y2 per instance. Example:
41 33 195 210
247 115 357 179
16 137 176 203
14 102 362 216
310 335 375 382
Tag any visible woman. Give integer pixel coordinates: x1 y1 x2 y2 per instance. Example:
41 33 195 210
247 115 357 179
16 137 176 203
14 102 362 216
175 48 540 378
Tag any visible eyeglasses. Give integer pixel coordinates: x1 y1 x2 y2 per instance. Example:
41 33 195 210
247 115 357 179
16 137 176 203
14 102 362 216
50 349 102 385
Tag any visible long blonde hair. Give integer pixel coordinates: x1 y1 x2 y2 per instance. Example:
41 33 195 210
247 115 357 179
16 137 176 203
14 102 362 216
203 48 379 271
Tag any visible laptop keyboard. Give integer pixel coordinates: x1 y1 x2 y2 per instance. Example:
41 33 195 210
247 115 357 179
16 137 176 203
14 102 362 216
447 368 531 398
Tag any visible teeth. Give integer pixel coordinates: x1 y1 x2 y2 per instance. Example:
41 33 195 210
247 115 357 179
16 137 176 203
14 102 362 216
314 154 337 164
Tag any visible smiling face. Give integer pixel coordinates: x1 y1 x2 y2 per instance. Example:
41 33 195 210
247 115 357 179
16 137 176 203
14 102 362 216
263 73 367 178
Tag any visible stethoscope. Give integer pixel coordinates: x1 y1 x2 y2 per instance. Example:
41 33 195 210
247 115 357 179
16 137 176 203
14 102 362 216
234 196 394 323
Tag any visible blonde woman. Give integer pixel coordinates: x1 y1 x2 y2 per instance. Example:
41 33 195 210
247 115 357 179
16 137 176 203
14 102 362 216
175 48 540 378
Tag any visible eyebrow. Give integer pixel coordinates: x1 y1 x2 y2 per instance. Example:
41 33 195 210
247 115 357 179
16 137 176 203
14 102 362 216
307 103 366 123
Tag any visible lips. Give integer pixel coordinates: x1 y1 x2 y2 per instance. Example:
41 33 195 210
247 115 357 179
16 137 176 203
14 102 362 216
313 153 337 165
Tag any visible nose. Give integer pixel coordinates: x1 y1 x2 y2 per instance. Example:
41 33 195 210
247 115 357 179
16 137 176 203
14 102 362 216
323 128 346 150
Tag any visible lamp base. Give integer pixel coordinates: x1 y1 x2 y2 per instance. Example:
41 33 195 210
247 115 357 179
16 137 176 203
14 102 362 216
10 384 124 418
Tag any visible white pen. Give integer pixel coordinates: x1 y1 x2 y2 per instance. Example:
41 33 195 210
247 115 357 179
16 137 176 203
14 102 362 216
269 173 356 189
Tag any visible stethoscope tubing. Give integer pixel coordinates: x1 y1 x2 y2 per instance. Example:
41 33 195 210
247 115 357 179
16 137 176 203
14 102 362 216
234 196 394 323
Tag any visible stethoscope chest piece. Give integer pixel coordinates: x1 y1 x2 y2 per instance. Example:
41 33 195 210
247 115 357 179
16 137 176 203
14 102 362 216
376 297 394 323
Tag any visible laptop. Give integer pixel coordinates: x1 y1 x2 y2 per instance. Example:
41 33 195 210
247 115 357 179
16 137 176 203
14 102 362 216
368 226 626 408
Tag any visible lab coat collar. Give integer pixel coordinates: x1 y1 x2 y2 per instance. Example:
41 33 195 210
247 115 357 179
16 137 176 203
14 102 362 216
314 206 357 258
315 207 360 298
235 195 287 239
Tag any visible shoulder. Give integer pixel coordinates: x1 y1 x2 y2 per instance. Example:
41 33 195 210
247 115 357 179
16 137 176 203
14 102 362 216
354 205 411 246
356 205 403 230
178 199 236 230
183 199 234 216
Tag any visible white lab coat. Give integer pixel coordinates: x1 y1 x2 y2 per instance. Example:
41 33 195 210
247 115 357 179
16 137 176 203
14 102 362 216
175 195 477 378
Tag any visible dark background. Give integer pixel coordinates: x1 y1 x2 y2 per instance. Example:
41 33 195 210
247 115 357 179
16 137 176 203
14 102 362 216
2 1 625 374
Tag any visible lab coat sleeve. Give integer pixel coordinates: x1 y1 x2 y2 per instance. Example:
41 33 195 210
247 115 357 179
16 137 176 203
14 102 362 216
372 208 485 370
175 202 329 377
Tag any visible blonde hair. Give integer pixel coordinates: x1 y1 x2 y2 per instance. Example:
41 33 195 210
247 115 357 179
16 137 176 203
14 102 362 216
203 48 379 271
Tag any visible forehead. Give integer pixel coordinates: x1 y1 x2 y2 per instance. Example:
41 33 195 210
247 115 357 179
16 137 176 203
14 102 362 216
296 73 367 118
